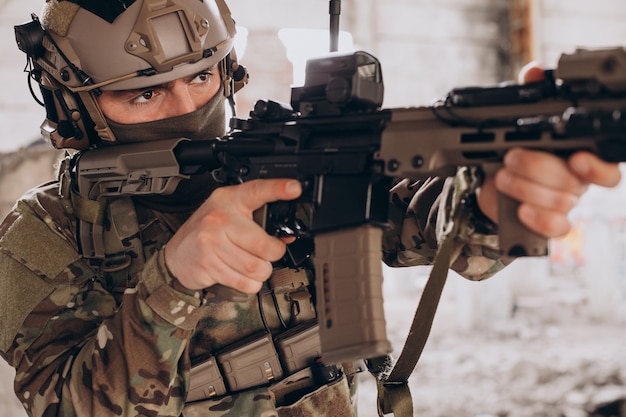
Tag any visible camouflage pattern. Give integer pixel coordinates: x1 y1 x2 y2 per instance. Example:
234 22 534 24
183 376 354 417
383 167 512 280
0 165 505 416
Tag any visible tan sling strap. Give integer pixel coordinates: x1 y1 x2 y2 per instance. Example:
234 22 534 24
377 166 482 417
376 232 455 417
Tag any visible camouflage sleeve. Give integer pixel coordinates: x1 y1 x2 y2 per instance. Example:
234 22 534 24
0 187 205 416
382 167 515 281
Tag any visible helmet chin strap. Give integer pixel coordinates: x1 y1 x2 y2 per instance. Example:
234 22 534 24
220 49 249 117
79 90 116 143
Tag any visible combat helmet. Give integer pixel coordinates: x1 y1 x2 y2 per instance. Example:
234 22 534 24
15 0 248 150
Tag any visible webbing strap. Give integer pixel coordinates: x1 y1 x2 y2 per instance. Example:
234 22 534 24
70 187 106 225
376 231 455 417
377 382 414 417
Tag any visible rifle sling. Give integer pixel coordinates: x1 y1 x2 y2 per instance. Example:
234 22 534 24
376 229 455 417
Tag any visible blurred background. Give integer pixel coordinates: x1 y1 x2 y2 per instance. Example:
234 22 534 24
1 0 626 416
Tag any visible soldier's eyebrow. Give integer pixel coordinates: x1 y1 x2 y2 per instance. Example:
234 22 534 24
105 84 168 100
105 68 218 99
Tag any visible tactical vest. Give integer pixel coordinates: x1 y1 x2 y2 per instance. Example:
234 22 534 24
62 155 359 415
63 153 473 417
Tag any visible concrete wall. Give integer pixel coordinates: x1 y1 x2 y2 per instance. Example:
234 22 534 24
346 0 511 106
227 0 510 111
532 0 626 66
0 144 62 217
0 0 44 152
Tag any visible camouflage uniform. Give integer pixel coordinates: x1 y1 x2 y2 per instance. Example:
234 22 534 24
0 163 508 417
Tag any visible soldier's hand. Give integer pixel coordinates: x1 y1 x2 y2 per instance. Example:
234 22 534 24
476 62 622 238
164 179 302 293
478 148 620 237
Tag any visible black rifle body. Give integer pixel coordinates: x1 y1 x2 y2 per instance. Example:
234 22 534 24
75 48 626 363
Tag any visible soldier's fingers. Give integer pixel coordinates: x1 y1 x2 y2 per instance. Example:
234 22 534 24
518 204 572 238
502 148 587 196
568 151 622 188
229 179 302 213
495 169 580 214
518 61 546 84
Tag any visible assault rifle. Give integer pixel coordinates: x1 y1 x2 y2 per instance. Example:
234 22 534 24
75 47 626 364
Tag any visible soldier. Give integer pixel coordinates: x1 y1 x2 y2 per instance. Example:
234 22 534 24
0 0 620 416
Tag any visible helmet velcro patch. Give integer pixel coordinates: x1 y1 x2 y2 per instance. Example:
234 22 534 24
66 0 137 23
42 0 81 36
43 0 136 31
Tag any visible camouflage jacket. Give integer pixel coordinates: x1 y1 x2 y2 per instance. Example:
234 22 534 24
0 167 510 417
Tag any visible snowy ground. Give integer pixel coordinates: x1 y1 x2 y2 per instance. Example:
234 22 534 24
357 261 626 417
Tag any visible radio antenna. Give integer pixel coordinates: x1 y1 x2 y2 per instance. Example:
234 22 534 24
329 0 341 52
